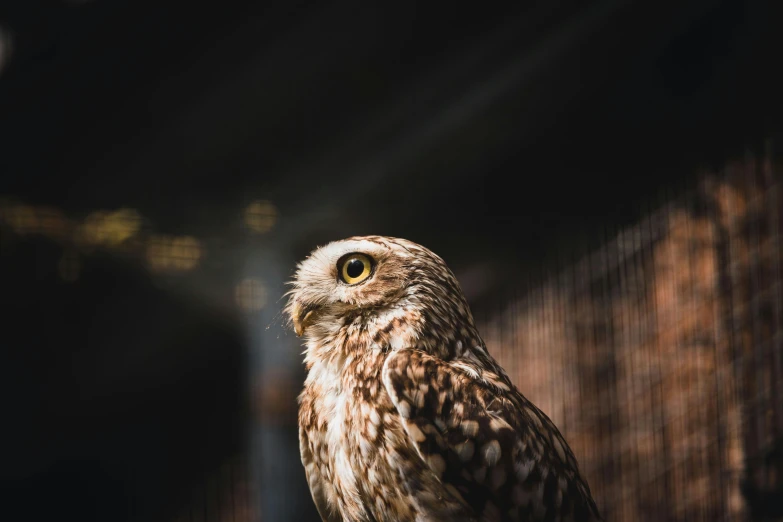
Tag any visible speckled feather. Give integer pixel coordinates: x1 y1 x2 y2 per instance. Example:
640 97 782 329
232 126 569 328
287 236 601 522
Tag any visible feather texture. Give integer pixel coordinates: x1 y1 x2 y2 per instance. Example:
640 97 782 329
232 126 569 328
288 236 601 521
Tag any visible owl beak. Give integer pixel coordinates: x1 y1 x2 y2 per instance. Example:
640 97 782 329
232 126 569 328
292 300 320 337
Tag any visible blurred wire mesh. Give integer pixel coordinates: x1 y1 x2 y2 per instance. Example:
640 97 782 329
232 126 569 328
473 144 783 521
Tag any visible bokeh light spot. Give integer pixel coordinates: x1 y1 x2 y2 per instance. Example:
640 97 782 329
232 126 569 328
243 200 277 234
146 235 202 272
6 204 39 235
235 278 267 312
78 208 142 247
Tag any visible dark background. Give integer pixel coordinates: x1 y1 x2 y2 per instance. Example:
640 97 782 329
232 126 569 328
1 1 781 521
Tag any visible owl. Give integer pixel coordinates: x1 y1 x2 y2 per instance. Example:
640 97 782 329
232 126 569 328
286 236 601 522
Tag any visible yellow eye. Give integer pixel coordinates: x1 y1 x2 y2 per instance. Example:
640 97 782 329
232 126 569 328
338 253 373 285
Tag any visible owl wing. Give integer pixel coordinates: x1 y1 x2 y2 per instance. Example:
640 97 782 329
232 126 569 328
382 347 601 522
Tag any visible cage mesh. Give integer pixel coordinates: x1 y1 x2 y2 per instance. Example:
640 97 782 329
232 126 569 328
476 145 783 521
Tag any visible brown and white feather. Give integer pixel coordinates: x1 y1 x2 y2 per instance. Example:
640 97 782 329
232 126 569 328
286 236 601 522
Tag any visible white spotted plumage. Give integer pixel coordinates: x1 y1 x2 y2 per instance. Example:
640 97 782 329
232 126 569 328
287 236 601 521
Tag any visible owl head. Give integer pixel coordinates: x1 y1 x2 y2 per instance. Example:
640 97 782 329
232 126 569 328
285 236 474 345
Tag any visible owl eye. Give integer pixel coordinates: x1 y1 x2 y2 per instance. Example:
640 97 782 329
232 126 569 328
338 253 374 285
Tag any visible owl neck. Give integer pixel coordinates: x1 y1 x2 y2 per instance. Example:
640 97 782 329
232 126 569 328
302 301 419 370
302 297 482 375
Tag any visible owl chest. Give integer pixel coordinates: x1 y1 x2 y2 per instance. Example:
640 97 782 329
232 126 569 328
310 377 398 472
303 368 414 519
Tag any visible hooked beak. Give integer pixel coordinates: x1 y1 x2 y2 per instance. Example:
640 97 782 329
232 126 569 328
291 300 321 337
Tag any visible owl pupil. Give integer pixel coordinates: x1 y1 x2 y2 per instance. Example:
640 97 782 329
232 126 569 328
346 259 365 278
